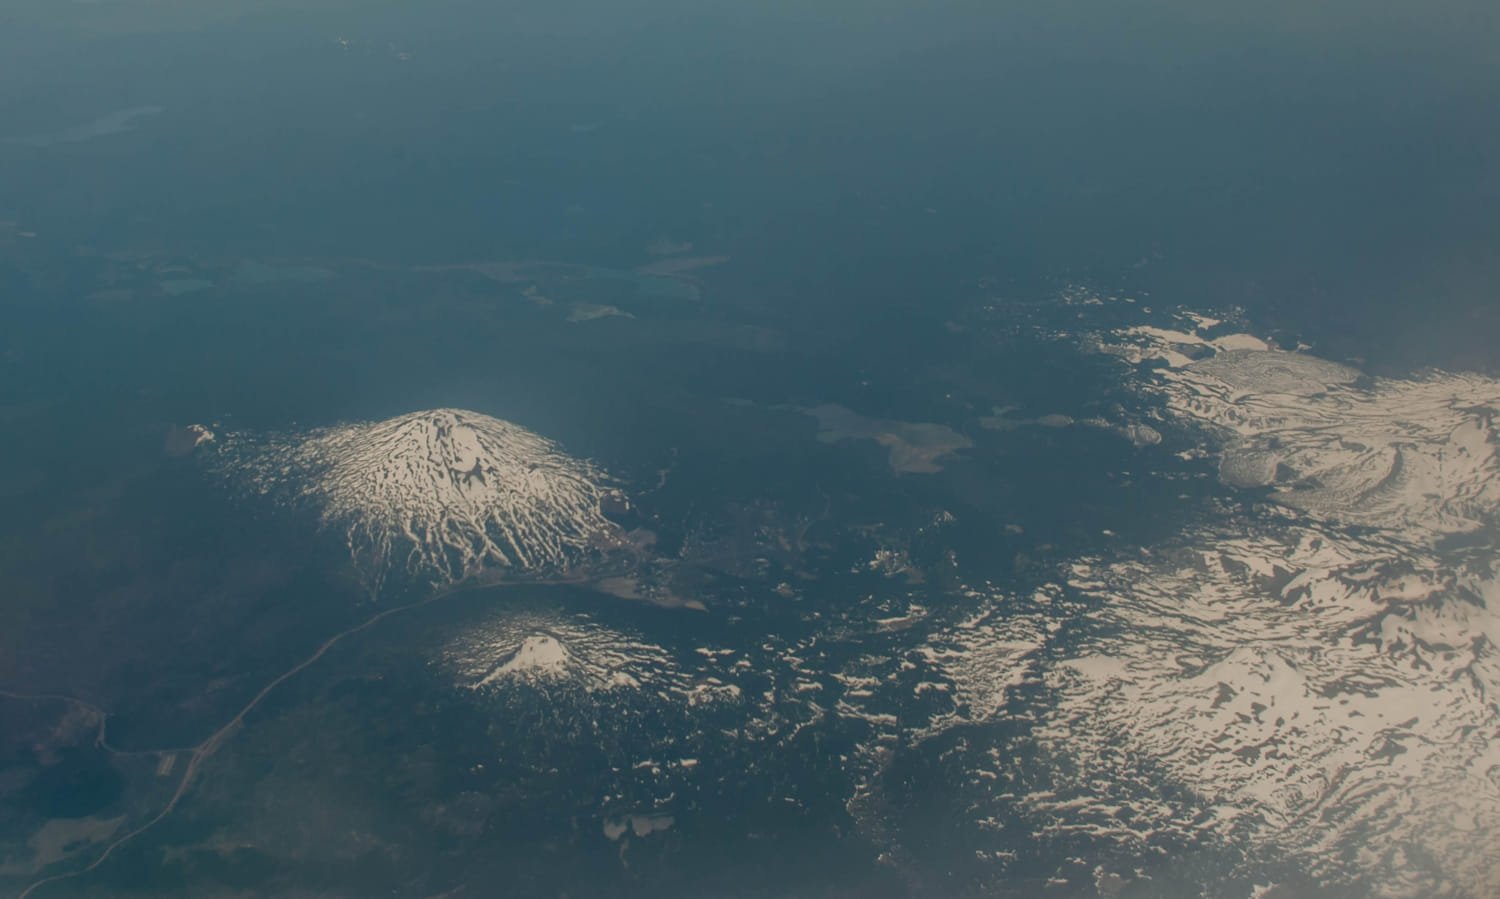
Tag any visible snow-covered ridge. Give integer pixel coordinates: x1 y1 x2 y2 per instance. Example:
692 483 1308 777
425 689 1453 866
219 408 622 592
1034 308 1500 896
1096 317 1500 534
1039 528 1500 897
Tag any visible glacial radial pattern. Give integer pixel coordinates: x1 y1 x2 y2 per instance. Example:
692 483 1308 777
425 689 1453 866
227 408 620 592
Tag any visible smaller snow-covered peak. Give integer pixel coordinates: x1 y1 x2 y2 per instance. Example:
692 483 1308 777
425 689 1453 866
476 633 574 685
444 610 741 701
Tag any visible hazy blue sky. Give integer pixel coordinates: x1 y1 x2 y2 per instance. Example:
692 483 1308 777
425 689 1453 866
2 0 1497 370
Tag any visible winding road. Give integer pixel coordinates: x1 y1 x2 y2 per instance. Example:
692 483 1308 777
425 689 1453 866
8 586 462 898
